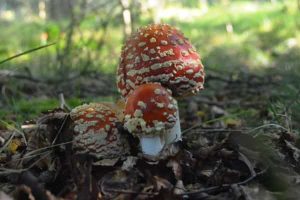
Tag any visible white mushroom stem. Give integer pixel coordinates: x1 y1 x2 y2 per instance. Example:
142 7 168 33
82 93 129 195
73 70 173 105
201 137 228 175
140 109 181 156
139 134 165 156
165 109 182 144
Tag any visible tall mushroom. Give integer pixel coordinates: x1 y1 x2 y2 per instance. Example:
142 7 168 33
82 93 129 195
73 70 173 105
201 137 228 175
124 83 177 156
70 103 129 164
117 24 205 145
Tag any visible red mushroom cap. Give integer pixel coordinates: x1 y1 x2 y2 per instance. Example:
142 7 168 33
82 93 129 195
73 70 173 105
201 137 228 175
117 24 205 98
124 83 177 135
70 103 128 159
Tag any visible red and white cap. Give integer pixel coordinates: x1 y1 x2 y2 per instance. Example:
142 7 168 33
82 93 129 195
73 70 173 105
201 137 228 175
117 24 205 98
124 83 177 135
70 103 128 159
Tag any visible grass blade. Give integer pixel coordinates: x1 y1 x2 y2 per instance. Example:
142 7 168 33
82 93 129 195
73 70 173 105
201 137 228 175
0 42 56 65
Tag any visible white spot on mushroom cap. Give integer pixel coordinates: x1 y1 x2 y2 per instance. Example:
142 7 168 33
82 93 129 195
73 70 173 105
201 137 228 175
86 114 94 118
149 48 156 54
156 102 165 108
186 69 194 74
127 67 150 76
134 109 143 117
150 37 156 43
137 101 147 109
126 79 136 89
126 54 134 60
194 70 204 78
138 42 146 47
124 115 147 133
134 56 141 64
170 40 176 45
158 49 175 57
141 53 150 61
181 50 189 56
177 39 184 45
154 88 162 95
126 64 134 69
161 40 168 45
136 76 143 81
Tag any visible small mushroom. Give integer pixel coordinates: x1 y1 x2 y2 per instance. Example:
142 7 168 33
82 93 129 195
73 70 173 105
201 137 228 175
123 83 177 156
117 24 205 145
70 103 129 163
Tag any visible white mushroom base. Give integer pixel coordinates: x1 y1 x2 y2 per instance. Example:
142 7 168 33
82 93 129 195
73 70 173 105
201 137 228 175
140 135 165 156
140 111 182 156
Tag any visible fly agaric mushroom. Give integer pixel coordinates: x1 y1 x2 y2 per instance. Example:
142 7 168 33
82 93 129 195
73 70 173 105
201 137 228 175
117 24 205 145
123 83 177 156
117 23 205 97
70 103 129 162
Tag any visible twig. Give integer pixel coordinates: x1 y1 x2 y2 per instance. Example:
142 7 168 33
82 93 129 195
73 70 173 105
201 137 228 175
22 141 73 158
182 111 250 135
104 188 158 196
0 120 27 148
59 93 71 111
179 168 267 196
183 128 245 134
182 122 288 136
3 141 73 166
0 130 16 154
249 123 288 137
0 151 51 175
51 114 70 145
238 152 256 177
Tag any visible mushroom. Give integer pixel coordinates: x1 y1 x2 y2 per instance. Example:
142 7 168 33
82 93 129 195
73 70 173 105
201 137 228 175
123 83 177 156
70 103 129 164
117 24 205 144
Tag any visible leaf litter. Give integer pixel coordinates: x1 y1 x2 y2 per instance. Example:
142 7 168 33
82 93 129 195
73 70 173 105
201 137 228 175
0 113 299 199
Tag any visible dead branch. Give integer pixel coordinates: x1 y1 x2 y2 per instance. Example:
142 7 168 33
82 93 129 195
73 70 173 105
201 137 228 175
0 70 42 83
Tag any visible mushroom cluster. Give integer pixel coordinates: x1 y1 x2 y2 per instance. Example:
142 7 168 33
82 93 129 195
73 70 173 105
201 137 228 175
117 24 205 156
69 23 205 160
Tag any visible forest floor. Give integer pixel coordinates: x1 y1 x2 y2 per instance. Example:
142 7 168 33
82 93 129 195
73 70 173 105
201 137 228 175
0 68 300 200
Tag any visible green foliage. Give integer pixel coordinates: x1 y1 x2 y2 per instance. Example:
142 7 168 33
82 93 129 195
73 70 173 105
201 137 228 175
0 96 115 123
0 98 59 124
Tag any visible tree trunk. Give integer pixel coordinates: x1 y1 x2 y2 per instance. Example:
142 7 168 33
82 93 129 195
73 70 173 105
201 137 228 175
120 0 132 40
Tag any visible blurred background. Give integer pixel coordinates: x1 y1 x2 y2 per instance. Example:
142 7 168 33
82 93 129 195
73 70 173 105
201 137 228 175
0 0 299 130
